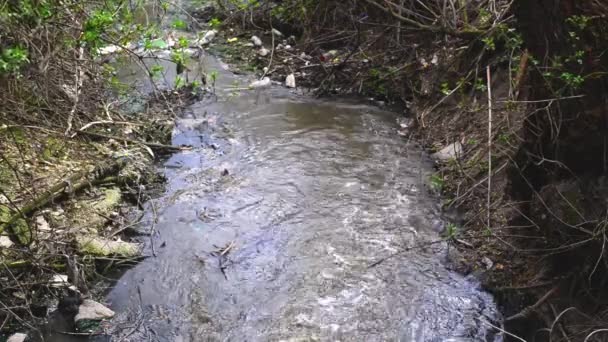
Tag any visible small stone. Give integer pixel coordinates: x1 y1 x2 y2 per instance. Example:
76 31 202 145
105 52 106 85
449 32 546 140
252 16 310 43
271 28 283 37
75 299 115 323
285 74 296 88
35 216 50 231
0 235 13 248
431 142 463 161
481 256 494 270
250 77 271 89
7 333 27 342
97 45 120 55
276 44 284 50
251 35 262 47
285 44 292 50
258 47 269 57
196 30 217 46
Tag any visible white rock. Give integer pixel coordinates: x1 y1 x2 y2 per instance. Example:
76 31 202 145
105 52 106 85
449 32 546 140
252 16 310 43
75 299 115 323
0 194 8 204
35 216 50 231
97 45 120 55
250 77 271 89
258 47 270 57
431 142 463 161
251 35 262 47
196 30 217 46
285 45 292 50
0 235 13 248
285 74 296 88
7 333 27 342
271 28 283 37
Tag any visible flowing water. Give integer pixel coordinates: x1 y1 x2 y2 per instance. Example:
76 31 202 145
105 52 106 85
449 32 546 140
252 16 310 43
91 53 503 341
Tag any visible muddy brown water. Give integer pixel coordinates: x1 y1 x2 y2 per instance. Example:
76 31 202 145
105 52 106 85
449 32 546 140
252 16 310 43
64 53 502 341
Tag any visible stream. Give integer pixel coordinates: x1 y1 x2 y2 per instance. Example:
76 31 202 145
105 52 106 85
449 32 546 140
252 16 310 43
90 50 503 341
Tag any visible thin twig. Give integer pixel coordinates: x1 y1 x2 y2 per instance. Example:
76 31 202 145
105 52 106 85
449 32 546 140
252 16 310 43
486 65 493 231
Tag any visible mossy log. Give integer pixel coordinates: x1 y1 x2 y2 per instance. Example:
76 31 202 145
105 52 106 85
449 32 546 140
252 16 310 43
0 158 128 243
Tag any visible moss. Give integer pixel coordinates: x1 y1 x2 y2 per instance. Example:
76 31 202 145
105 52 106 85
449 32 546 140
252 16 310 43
11 218 31 245
0 206 31 245
42 137 67 160
94 188 121 212
76 235 140 257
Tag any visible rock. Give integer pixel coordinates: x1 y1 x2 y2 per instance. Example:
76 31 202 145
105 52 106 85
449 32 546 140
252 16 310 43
285 74 296 88
481 256 494 270
35 215 50 231
258 47 270 57
7 333 27 342
75 299 114 324
251 35 262 47
431 142 463 161
250 77 271 89
76 235 141 257
0 235 13 248
271 28 283 37
285 44 292 50
196 30 217 46
97 45 120 55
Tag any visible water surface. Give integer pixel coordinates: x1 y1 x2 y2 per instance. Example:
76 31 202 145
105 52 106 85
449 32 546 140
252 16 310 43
101 54 501 341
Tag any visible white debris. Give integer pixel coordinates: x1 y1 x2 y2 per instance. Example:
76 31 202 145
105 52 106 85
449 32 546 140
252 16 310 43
50 274 70 288
7 333 27 342
431 142 463 161
271 28 283 37
35 216 50 231
75 299 115 323
251 35 263 47
97 45 120 55
249 77 271 89
196 30 217 46
258 47 270 57
0 235 13 248
285 74 296 88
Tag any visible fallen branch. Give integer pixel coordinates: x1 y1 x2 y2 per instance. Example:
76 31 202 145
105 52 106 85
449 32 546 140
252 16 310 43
0 159 128 240
77 130 188 152
505 285 559 321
